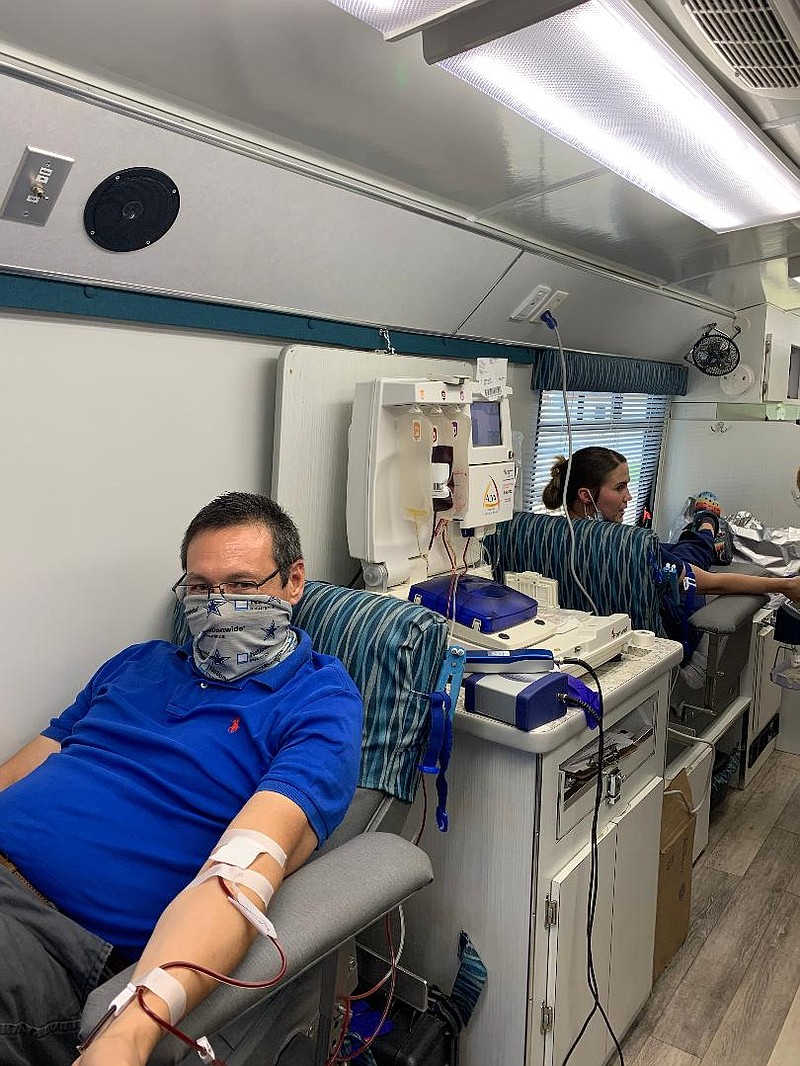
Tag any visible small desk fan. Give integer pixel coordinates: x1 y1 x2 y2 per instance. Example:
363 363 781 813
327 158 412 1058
685 323 742 376
685 323 753 396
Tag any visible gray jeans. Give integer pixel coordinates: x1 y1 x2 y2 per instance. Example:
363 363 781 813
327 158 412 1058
0 867 114 1066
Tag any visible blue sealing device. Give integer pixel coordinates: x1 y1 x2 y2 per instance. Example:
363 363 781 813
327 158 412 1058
461 647 568 731
462 647 555 673
419 645 467 832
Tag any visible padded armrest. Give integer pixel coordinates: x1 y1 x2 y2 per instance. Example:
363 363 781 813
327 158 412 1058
81 833 432 1056
688 562 770 635
688 593 768 635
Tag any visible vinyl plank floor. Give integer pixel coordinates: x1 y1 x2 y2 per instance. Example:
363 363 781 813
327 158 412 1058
622 755 800 1066
621 865 740 1064
698 780 752 861
775 780 800 836
652 827 800 1057
702 757 800 876
632 1037 700 1066
765 985 800 1066
698 891 800 1066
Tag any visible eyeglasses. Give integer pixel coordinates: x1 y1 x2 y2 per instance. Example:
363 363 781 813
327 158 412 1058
172 566 282 601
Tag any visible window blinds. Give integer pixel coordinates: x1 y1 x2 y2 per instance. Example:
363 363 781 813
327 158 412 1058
522 390 669 523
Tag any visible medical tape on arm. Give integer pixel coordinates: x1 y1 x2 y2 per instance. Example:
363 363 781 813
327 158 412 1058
106 967 187 1026
213 828 287 870
137 967 188 1023
188 829 286 939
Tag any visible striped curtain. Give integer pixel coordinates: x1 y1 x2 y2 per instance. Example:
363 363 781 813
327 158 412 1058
530 348 688 396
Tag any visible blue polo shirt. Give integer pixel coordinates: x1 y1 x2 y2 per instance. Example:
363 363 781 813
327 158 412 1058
0 630 363 957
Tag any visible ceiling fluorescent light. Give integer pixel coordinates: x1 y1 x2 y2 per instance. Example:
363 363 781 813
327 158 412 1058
329 0 800 232
433 0 800 232
328 1 487 41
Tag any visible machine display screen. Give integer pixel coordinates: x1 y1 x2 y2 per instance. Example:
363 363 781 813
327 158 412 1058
471 401 502 447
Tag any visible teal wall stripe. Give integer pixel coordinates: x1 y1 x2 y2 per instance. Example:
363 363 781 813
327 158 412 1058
0 272 537 364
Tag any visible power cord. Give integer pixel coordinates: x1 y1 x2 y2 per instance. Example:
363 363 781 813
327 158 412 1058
540 311 599 615
559 658 624 1066
665 729 715 816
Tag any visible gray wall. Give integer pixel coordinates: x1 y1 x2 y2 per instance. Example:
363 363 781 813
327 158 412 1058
0 310 281 758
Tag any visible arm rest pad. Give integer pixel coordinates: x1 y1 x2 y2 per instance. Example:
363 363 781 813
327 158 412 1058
688 593 768 635
688 562 770 635
81 833 432 1043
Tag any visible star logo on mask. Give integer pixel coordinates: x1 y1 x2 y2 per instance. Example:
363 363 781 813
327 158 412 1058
206 598 225 617
207 650 229 670
261 621 277 640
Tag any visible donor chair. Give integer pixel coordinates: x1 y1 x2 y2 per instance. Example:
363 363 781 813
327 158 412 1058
82 581 450 1065
492 512 768 722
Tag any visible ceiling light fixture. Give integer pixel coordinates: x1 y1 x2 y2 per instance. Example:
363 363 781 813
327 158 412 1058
329 0 800 233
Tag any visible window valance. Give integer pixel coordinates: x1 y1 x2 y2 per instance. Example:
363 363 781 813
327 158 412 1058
530 348 688 396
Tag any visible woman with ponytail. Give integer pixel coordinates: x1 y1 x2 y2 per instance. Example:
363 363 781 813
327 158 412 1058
542 446 800 603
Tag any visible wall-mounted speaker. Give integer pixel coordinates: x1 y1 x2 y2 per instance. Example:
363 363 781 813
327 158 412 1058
84 168 180 252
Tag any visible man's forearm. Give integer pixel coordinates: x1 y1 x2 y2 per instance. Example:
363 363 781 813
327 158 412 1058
77 877 262 1063
74 790 317 1066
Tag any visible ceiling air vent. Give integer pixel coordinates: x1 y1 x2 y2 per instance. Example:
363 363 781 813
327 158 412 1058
682 0 800 93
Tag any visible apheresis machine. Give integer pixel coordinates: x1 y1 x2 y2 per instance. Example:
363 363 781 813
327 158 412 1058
346 373 632 728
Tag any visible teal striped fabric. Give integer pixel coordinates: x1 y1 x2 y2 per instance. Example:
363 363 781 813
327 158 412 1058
294 583 449 801
530 347 688 396
494 513 668 636
173 583 449 802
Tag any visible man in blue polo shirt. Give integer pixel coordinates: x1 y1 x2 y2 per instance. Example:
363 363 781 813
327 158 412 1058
0 492 364 1066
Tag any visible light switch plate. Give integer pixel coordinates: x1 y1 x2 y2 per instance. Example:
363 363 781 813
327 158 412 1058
1 146 75 226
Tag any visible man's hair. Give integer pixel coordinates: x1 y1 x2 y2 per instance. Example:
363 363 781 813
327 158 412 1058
180 492 303 582
542 447 627 512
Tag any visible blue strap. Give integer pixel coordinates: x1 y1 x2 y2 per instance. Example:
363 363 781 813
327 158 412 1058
435 712 453 832
419 691 447 775
419 646 466 833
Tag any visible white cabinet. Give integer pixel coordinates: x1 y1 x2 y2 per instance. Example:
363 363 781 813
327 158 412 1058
682 303 800 405
741 608 782 780
401 642 680 1066
543 778 661 1066
545 829 616 1066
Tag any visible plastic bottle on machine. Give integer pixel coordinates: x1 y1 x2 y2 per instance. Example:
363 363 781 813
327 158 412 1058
396 406 436 534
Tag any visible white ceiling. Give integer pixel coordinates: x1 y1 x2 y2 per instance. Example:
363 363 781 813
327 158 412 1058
2 0 800 312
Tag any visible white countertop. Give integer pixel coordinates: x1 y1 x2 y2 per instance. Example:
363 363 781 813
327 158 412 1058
453 636 683 754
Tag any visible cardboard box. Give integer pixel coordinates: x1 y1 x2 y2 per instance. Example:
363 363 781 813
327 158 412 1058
652 769 696 981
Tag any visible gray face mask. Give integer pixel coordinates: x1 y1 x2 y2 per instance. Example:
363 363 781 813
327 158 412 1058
182 594 296 682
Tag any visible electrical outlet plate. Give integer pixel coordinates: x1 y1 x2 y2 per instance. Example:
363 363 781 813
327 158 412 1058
510 284 552 322
1 147 75 227
547 290 569 313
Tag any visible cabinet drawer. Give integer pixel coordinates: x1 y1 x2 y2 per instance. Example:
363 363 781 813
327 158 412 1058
557 695 658 839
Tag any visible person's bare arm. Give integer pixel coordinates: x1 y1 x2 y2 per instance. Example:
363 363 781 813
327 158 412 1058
0 735 60 792
73 790 317 1066
692 568 800 601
